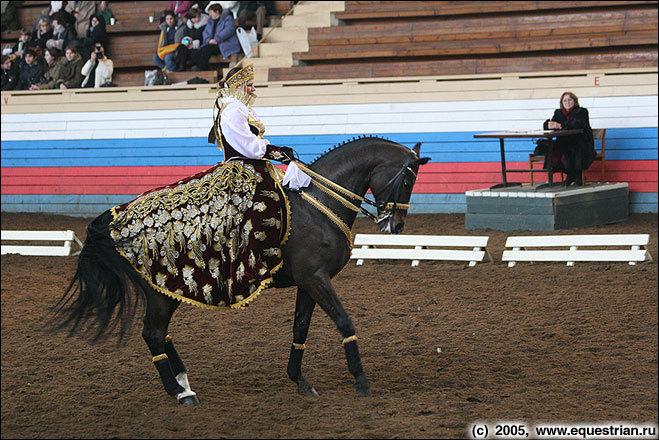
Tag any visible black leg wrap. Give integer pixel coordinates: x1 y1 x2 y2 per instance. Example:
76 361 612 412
154 358 186 396
343 340 364 378
165 339 186 377
287 345 304 381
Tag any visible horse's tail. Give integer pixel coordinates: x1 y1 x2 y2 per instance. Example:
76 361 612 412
52 210 147 342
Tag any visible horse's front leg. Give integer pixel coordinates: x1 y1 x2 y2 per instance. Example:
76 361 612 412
300 271 370 397
142 287 199 405
287 288 319 397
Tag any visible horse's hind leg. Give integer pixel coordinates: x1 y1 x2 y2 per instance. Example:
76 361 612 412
301 271 370 397
287 288 319 397
142 287 199 405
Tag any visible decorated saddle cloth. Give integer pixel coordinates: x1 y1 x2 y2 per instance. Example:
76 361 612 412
109 159 290 309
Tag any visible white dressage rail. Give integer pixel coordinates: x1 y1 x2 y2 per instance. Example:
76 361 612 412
351 234 491 267
502 234 653 267
1 230 83 256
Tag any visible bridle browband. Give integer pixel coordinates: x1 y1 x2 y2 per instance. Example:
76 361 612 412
291 154 418 241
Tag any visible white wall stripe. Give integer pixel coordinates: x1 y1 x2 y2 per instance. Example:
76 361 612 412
2 96 656 141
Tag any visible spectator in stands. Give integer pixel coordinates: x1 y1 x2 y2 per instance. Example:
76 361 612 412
72 1 100 40
16 49 44 90
97 1 116 27
80 14 109 61
32 2 76 33
56 45 85 89
46 12 79 52
30 47 67 90
1 1 21 32
11 29 33 60
173 6 208 71
192 3 241 70
206 1 239 19
542 91 595 186
154 10 183 71
81 42 113 88
167 1 193 19
237 1 274 39
30 18 54 53
1 55 19 91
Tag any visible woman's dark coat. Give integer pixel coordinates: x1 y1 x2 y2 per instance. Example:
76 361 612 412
542 106 595 174
80 13 108 60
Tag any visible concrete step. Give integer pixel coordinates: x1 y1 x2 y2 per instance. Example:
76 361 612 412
292 2 345 15
258 40 309 57
262 26 308 42
283 13 332 28
249 54 293 69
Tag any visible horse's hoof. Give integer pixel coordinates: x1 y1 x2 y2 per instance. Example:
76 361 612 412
297 383 319 398
353 374 370 397
178 395 199 405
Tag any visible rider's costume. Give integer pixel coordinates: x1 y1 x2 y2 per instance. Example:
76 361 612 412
109 64 296 309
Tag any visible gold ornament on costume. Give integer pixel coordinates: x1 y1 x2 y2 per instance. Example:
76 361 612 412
226 63 254 88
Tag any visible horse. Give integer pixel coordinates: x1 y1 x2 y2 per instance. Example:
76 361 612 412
52 137 429 404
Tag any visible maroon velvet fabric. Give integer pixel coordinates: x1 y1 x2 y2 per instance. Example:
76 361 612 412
109 159 288 309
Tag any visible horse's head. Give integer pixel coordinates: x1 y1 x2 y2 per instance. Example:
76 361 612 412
370 142 429 234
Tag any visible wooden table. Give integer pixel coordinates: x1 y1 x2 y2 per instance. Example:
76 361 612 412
473 129 583 189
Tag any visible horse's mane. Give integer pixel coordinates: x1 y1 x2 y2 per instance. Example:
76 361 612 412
309 135 401 165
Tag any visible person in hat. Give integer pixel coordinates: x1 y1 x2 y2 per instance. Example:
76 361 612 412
108 63 307 311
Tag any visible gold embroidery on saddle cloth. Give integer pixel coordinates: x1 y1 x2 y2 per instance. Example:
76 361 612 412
109 160 292 311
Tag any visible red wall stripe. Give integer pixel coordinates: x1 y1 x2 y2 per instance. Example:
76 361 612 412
2 161 657 195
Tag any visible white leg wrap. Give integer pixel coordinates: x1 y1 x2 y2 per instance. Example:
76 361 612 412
175 372 196 400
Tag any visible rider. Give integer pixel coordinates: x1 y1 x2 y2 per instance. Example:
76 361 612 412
109 63 307 310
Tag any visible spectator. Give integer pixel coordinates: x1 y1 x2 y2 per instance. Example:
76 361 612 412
11 29 33 60
30 47 67 90
16 49 44 90
97 1 116 26
32 2 76 33
1 1 21 32
206 1 239 19
46 12 79 52
81 42 113 87
173 6 208 71
72 1 100 39
30 18 54 53
1 55 19 91
167 1 193 19
80 13 108 61
542 91 595 186
192 3 240 70
154 10 183 71
56 45 85 89
237 1 274 38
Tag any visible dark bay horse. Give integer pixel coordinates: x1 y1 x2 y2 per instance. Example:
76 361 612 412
53 137 429 404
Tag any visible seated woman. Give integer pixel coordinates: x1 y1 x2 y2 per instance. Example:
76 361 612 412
543 91 595 186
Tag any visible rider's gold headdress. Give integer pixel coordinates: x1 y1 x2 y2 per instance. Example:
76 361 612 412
226 63 254 89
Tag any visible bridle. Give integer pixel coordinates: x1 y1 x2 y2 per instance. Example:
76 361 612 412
290 154 418 242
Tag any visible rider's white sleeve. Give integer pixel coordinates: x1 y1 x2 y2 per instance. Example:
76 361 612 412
220 102 269 158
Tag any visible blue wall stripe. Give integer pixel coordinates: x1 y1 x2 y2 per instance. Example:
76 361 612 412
2 192 656 216
1 127 656 168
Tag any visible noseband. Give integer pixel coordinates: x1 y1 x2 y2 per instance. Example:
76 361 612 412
370 154 416 226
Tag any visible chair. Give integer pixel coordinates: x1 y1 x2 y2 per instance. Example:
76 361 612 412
529 128 606 185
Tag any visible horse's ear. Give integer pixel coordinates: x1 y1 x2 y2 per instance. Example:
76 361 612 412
412 142 429 165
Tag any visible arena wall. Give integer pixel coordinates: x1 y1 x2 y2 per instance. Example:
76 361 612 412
1 67 657 216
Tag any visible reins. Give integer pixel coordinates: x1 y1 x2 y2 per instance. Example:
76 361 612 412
286 157 416 243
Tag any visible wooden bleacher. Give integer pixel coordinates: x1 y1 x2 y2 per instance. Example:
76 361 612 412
2 0 292 87
268 0 658 81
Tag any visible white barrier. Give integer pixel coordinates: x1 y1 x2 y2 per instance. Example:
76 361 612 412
1 230 83 256
502 234 653 267
351 234 491 267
